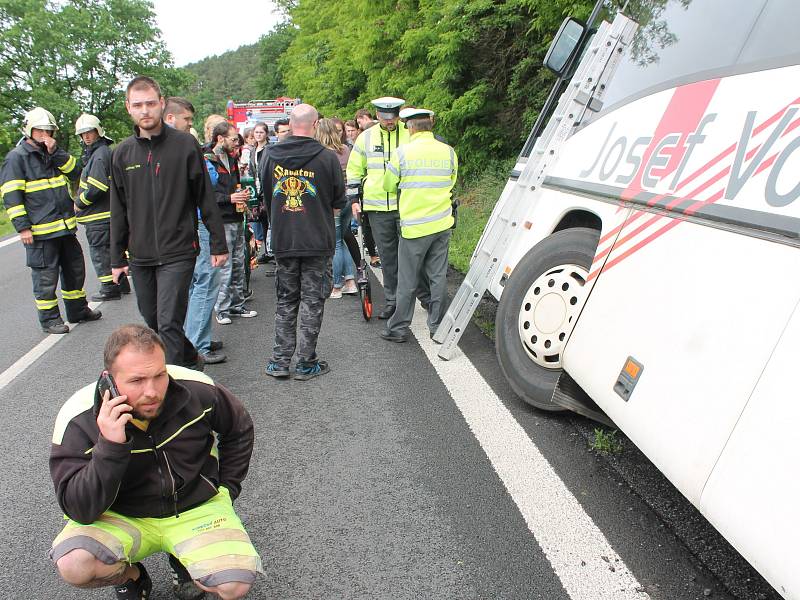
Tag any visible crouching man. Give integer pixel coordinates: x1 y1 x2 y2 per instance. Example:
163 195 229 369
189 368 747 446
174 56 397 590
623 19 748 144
49 324 262 599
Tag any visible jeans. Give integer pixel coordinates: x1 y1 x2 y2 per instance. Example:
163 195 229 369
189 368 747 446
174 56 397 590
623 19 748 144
184 223 222 354
215 221 246 317
332 203 354 288
251 220 265 243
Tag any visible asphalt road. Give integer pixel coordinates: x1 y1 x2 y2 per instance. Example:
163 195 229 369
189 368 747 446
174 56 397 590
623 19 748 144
0 232 782 599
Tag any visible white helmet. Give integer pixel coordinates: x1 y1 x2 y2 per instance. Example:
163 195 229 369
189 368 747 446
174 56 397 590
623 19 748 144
75 113 105 137
23 107 59 137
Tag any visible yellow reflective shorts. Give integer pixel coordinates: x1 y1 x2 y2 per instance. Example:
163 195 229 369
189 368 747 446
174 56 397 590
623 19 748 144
50 487 263 586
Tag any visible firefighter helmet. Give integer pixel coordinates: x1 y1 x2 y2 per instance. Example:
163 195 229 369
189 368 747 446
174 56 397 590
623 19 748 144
75 113 105 137
23 107 59 137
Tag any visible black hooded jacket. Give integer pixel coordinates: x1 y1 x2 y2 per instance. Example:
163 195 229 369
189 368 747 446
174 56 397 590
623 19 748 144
259 136 346 258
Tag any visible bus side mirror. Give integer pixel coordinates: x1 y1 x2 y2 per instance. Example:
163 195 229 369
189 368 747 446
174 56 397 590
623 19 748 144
544 17 586 77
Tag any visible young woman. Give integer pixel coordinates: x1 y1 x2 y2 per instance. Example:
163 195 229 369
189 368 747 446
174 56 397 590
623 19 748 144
315 118 359 298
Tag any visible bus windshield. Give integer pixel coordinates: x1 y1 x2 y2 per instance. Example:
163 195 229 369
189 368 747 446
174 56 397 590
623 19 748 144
600 0 800 114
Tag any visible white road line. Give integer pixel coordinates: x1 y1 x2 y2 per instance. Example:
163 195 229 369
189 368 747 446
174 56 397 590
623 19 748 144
0 301 101 393
372 267 649 599
0 236 20 249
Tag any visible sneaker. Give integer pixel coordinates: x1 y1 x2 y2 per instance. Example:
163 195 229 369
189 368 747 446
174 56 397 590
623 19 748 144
200 350 227 365
329 287 343 299
341 280 358 295
209 340 224 352
216 313 232 325
168 554 205 600
229 307 257 318
42 320 69 335
265 361 291 378
294 360 330 381
114 562 152 599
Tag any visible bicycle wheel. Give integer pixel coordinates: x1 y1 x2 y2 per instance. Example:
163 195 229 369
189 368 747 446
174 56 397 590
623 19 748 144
360 279 373 321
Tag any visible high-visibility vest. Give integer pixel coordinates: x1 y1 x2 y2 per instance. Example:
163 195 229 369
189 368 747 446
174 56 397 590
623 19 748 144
346 122 409 212
383 131 458 239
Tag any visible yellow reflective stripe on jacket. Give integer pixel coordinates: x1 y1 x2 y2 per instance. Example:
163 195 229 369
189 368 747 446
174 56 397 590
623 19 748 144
345 123 409 212
76 211 110 223
35 298 59 309
6 205 27 219
98 275 115 283
25 175 68 193
58 154 77 173
78 191 91 206
30 217 77 236
1 179 25 196
79 181 89 189
86 176 109 192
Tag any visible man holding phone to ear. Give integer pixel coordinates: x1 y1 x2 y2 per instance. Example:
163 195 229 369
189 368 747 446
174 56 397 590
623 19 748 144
49 324 261 599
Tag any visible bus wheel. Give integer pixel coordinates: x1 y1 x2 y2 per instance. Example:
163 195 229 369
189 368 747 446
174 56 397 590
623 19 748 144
495 228 599 410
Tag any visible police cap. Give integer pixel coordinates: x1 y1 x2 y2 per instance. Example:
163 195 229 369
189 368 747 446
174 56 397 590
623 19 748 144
399 107 434 120
371 97 405 118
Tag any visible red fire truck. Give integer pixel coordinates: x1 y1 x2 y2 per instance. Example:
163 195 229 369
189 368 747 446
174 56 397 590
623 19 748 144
226 98 301 135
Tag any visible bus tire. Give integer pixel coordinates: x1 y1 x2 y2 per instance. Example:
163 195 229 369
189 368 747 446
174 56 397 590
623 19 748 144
495 227 599 411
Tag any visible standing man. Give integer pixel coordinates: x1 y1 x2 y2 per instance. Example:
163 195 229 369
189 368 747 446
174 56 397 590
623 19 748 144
346 97 410 319
110 76 228 370
74 114 130 301
163 96 195 133
274 118 292 143
355 109 376 132
379 108 458 343
206 121 257 326
260 103 346 380
49 324 261 599
0 107 101 334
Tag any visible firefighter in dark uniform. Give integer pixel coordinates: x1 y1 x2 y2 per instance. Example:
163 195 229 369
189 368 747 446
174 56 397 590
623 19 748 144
0 107 101 334
74 114 130 300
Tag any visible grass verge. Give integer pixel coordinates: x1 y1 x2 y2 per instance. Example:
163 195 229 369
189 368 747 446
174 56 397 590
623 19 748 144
449 159 513 274
0 204 14 238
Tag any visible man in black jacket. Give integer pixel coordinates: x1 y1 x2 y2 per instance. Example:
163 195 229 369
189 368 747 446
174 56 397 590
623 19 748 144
260 103 346 380
50 324 261 599
74 114 130 301
110 76 228 370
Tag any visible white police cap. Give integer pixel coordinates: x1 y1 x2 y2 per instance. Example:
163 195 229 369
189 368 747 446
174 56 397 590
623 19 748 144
399 107 434 120
371 97 405 116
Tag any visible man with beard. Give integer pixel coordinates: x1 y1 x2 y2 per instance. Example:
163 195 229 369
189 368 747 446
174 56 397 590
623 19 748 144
49 324 261 599
110 76 228 371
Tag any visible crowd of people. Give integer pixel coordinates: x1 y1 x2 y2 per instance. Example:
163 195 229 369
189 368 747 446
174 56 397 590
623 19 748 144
0 75 458 598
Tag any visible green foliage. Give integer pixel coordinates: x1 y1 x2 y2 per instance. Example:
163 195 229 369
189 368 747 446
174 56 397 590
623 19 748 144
279 0 595 174
0 0 183 156
449 159 514 274
0 204 13 238
590 428 624 455
258 22 297 98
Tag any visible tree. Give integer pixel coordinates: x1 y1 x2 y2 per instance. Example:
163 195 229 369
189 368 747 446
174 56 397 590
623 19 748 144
0 0 184 155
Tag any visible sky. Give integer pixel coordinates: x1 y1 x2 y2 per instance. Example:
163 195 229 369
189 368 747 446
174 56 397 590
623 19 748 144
151 0 281 67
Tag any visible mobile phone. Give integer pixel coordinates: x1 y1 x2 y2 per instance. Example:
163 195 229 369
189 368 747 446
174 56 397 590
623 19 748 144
95 371 120 416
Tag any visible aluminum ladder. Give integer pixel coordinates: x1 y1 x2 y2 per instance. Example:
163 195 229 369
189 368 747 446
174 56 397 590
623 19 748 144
433 12 639 359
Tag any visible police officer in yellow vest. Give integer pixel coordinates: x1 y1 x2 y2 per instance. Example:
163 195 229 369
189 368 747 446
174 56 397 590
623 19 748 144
0 107 101 334
346 97 410 320
379 108 458 343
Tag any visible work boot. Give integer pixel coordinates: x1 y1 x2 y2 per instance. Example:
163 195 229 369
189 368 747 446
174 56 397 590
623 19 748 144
114 562 152 599
118 276 132 294
74 308 102 323
91 287 121 302
42 320 69 335
168 554 205 600
379 329 408 343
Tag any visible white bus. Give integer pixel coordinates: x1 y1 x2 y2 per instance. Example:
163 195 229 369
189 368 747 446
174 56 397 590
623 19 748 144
472 1 800 598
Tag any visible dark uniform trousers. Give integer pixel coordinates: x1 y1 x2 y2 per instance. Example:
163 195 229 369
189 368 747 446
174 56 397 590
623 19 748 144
25 234 90 325
387 229 451 337
272 255 333 368
129 259 197 367
84 222 114 290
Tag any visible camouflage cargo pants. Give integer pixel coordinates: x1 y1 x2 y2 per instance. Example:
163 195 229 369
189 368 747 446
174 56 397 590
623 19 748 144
271 255 333 367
